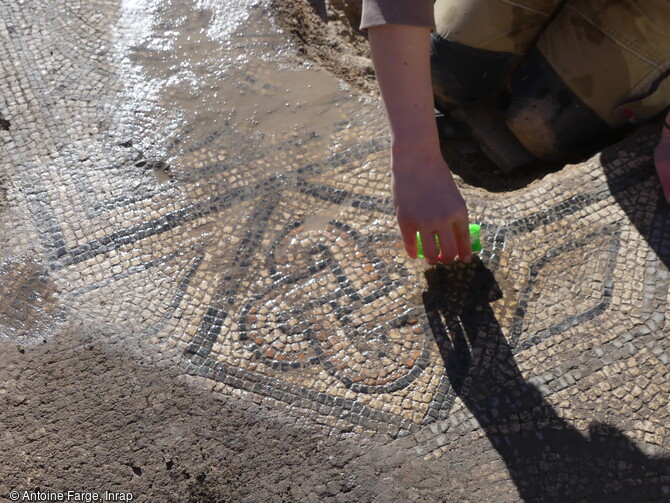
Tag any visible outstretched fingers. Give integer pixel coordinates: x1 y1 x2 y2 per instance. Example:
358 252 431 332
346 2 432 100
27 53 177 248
453 219 472 263
403 218 471 265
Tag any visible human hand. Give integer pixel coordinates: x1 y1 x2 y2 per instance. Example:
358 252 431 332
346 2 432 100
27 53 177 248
366 24 471 264
392 151 471 265
654 113 670 204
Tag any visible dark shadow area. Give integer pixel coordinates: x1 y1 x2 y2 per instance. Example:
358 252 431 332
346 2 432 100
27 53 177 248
438 126 564 193
437 104 628 194
423 261 670 502
0 175 6 213
0 112 10 130
601 121 670 270
306 0 328 22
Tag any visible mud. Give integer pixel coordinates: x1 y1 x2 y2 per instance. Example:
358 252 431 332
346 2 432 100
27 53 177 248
270 0 376 96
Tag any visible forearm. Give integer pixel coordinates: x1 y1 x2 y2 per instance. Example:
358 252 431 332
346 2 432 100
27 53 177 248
367 25 471 264
367 25 441 161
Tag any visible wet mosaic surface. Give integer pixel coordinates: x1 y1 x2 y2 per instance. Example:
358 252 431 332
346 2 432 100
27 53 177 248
1 0 669 500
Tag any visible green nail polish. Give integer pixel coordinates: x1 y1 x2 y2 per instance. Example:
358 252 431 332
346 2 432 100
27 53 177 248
416 224 482 259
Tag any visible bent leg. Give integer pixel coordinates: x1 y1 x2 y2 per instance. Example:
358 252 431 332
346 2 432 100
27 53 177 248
504 0 670 160
431 0 565 108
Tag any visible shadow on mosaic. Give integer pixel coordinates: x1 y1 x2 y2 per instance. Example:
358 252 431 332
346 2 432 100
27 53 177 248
424 262 670 502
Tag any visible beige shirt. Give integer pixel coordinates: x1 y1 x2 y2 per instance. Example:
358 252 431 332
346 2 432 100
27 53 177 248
360 0 435 30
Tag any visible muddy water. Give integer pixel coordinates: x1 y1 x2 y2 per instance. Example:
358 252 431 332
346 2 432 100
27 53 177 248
114 0 370 179
0 258 63 344
102 0 417 347
108 0 395 287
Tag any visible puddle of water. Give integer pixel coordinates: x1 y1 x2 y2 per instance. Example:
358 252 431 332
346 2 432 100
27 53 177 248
107 0 394 315
0 258 62 343
302 210 338 233
222 67 345 145
113 0 357 180
195 0 252 43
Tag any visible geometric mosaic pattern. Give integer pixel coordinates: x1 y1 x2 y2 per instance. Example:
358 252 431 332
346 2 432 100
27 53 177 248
1 0 669 499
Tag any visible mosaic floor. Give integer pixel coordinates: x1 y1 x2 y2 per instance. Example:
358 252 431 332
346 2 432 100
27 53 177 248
1 0 669 500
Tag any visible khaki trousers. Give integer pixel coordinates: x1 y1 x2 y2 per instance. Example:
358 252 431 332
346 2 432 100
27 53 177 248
431 0 670 159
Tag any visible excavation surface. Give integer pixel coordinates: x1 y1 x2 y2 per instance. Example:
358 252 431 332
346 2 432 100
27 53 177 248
0 1 669 502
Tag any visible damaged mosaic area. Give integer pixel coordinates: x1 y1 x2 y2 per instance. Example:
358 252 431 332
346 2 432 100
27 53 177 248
1 0 669 499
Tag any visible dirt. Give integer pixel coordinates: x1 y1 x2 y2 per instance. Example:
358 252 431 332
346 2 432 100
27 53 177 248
0 320 359 502
0 319 483 503
270 0 377 96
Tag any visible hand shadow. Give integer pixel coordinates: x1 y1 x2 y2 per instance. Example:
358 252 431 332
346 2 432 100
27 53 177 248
423 260 670 502
601 125 670 269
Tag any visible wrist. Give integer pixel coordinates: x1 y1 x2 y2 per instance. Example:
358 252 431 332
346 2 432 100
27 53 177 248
391 147 445 174
391 136 443 165
390 149 449 179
